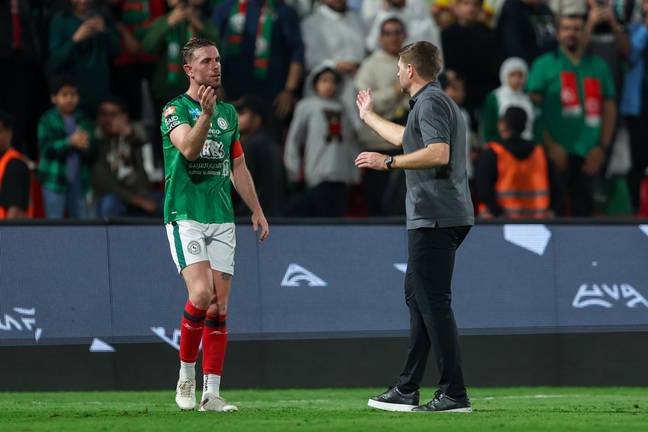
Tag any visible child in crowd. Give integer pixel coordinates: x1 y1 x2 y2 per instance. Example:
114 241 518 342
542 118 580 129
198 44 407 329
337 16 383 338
284 63 360 217
38 77 95 219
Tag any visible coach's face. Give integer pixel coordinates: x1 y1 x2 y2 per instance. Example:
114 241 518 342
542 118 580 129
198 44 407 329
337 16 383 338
187 46 222 89
397 58 412 94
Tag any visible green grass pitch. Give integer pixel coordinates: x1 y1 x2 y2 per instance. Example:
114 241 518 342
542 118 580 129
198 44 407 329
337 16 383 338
1 387 647 431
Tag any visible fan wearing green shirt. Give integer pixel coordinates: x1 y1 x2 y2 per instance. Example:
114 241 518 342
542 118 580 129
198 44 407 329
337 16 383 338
161 37 269 413
527 14 617 216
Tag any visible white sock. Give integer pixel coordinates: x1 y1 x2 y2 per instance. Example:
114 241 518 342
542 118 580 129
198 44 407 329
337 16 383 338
202 374 221 398
179 361 196 380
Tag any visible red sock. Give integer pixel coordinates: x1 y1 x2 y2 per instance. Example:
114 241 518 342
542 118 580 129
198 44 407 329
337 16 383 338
202 313 228 375
179 300 207 363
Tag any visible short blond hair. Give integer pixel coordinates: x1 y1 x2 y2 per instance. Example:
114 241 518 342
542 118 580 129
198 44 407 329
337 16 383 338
182 37 217 64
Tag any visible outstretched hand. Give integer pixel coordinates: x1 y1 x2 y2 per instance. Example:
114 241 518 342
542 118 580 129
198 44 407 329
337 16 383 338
356 89 374 121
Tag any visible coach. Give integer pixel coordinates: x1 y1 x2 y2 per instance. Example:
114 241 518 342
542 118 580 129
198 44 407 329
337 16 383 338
355 41 474 413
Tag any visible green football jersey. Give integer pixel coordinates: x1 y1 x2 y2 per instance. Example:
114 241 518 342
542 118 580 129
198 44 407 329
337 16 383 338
160 94 241 224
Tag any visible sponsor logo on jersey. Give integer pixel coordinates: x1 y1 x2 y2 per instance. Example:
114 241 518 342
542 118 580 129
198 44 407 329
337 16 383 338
187 241 202 255
572 283 648 309
200 140 225 160
281 264 327 287
164 106 176 117
217 117 228 130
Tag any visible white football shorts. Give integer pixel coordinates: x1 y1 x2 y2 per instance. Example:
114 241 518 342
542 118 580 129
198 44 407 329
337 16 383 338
165 220 236 275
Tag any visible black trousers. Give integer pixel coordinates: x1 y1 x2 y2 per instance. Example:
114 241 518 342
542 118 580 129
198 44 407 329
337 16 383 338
397 226 470 399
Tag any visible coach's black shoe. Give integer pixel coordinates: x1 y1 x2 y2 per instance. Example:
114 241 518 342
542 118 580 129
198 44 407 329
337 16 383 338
412 390 472 413
368 386 419 412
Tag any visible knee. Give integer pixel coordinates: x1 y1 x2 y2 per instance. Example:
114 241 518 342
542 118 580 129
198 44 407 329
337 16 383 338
190 287 214 310
208 302 227 317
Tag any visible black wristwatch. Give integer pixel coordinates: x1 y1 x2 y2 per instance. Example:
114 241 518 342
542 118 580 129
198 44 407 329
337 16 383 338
385 155 394 170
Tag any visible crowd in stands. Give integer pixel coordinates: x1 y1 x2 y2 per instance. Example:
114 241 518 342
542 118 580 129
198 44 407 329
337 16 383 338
1 0 648 220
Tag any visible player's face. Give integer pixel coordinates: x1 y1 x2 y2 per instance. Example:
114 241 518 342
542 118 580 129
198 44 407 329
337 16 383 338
0 124 12 152
188 46 221 89
51 85 79 115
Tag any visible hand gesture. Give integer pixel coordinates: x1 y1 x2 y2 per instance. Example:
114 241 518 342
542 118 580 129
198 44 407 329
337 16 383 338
87 16 106 32
168 5 189 26
356 89 374 121
69 129 89 150
197 85 217 116
72 22 95 42
355 152 388 171
251 209 269 242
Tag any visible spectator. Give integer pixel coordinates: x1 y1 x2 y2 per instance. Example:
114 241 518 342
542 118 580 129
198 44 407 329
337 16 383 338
355 17 409 215
302 0 366 129
497 0 557 66
0 111 30 220
212 0 304 120
481 57 535 143
232 96 286 217
285 64 361 217
49 0 121 116
583 0 632 90
476 106 559 218
362 0 442 54
110 0 166 119
620 0 648 211
433 0 496 28
38 77 95 219
442 0 500 126
527 14 616 216
142 0 218 166
92 97 162 218
439 70 478 179
0 0 47 160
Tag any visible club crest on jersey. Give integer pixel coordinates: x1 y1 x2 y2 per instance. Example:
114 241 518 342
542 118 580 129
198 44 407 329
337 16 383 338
189 107 201 118
200 140 225 159
187 241 201 255
217 117 228 130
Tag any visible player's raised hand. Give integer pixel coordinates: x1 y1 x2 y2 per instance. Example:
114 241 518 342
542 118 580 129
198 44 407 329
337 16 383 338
356 89 374 121
198 85 216 116
251 209 269 242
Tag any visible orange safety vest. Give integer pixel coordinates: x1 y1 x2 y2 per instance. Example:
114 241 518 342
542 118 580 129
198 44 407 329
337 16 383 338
0 147 31 219
478 142 550 219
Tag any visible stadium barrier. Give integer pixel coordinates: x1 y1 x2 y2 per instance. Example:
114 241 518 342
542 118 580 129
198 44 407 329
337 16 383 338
1 220 648 389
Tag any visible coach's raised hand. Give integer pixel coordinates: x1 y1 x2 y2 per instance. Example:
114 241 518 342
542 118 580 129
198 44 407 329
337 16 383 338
356 88 374 121
198 85 216 116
